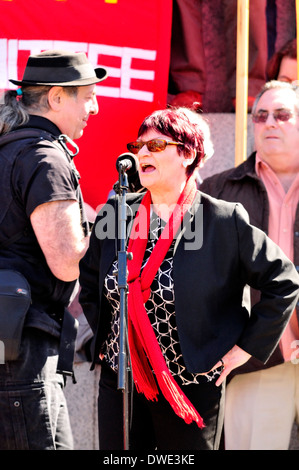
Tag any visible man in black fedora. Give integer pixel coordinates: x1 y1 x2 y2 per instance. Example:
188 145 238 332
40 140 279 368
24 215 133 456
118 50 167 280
0 50 107 450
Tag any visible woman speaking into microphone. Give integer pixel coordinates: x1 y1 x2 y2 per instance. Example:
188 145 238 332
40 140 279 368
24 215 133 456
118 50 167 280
79 107 299 450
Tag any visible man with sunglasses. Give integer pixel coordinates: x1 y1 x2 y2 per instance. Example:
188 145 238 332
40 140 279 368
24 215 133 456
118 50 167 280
200 80 299 450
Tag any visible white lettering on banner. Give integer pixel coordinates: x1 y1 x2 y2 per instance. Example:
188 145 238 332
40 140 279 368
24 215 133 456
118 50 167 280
90 43 156 101
0 39 8 86
0 39 156 102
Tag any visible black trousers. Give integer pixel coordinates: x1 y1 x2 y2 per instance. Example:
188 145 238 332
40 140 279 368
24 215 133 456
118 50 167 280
98 363 225 451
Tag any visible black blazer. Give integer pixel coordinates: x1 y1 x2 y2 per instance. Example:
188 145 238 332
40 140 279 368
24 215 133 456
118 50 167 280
79 191 299 373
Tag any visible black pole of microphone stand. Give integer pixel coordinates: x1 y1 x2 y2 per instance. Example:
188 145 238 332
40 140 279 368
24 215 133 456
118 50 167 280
114 167 132 451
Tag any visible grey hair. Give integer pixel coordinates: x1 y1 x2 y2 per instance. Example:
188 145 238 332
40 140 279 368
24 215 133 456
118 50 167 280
252 80 299 116
0 85 78 135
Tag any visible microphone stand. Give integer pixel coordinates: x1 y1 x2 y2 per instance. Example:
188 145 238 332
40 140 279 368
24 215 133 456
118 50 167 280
113 165 132 451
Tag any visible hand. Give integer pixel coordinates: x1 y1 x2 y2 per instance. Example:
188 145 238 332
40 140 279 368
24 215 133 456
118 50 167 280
210 345 251 387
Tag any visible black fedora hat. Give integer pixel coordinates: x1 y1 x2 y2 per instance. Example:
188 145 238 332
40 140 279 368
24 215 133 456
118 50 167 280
9 50 107 87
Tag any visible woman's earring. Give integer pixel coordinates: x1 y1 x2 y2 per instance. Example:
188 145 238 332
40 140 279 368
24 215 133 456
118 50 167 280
183 160 188 168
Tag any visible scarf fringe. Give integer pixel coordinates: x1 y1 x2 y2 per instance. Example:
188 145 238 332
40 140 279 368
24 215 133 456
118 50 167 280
158 372 205 428
128 320 159 401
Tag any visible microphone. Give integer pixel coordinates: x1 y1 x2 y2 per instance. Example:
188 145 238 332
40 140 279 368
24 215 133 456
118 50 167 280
116 153 138 176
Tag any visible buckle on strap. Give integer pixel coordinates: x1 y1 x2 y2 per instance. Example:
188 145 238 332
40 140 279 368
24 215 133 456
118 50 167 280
58 134 79 158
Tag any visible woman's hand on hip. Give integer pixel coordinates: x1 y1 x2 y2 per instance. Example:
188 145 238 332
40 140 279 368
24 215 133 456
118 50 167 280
211 345 251 387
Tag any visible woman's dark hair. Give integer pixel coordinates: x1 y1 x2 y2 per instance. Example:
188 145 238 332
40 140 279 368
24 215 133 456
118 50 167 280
266 38 297 81
137 107 205 177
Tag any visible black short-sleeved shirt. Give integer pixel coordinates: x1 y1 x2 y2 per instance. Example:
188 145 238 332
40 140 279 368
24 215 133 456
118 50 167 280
0 116 87 334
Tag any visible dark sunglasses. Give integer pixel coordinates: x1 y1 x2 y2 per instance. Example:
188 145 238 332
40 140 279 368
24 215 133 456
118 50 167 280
127 138 182 154
252 109 295 124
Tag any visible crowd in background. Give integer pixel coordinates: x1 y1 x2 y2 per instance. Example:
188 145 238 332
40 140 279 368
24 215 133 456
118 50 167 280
168 0 297 112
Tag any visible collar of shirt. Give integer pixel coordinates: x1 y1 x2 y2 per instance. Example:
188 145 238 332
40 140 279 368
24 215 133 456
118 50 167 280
255 153 299 359
255 151 299 259
18 115 61 137
255 152 299 202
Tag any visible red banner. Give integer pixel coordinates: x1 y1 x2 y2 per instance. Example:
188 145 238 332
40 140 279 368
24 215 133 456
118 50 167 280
0 0 172 209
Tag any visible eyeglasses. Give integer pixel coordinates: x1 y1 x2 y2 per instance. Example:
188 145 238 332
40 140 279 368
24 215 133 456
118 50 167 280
252 109 295 124
127 138 183 154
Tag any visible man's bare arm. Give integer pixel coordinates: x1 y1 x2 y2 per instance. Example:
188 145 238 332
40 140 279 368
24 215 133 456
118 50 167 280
30 199 89 282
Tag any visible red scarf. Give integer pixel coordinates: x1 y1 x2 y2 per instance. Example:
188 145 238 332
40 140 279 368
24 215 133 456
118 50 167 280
127 178 204 428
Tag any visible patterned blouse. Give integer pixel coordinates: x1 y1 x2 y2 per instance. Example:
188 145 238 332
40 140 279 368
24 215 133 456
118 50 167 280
102 212 220 385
